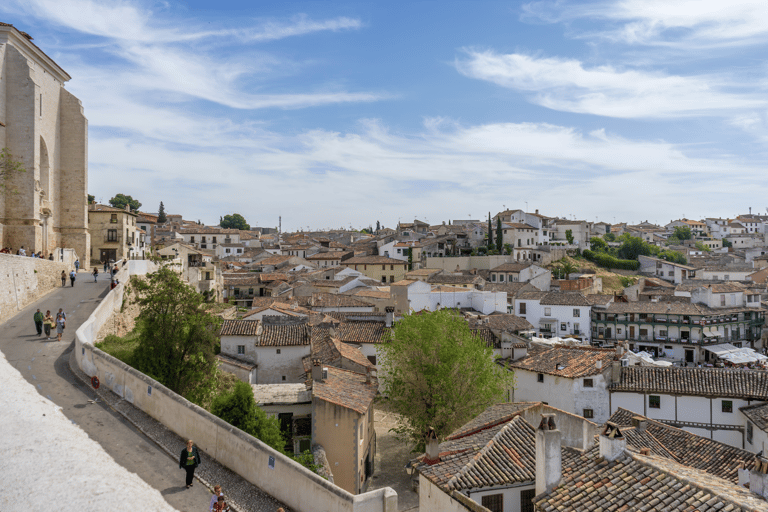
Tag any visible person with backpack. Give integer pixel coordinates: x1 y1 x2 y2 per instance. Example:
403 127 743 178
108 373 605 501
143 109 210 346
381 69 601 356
61 270 66 287
69 269 77 287
92 267 99 282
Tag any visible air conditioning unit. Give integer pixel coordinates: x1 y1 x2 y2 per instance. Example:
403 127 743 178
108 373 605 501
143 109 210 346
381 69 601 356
621 359 629 367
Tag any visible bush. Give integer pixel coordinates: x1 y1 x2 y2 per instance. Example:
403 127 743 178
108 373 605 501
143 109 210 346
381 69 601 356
211 382 285 453
582 249 640 270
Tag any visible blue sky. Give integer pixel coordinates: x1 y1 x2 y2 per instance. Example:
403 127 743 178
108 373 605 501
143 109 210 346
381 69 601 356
3 0 768 231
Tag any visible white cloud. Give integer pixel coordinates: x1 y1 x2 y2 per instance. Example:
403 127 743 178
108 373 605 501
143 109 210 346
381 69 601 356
456 51 765 118
523 0 768 48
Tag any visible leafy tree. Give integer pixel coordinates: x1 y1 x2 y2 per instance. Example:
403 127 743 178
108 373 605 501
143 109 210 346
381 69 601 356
109 193 141 211
292 449 323 476
617 235 652 260
407 247 413 271
488 212 493 247
220 213 250 230
87 194 95 204
496 217 503 253
378 309 514 448
157 201 167 223
210 381 285 452
565 229 574 245
589 237 606 252
0 147 26 190
604 232 617 242
673 226 692 240
659 250 687 265
620 276 636 288
694 241 711 253
503 243 512 255
722 239 733 248
130 267 222 405
666 236 681 246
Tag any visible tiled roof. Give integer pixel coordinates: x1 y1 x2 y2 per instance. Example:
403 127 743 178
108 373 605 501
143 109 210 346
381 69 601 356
741 402 768 431
478 314 533 332
310 293 373 309
484 282 534 295
259 272 290 282
220 320 261 336
260 323 311 346
305 252 349 260
468 326 500 348
242 303 309 318
517 291 549 300
612 366 768 400
312 366 377 414
490 263 531 272
505 346 616 378
609 408 751 484
585 294 613 305
352 289 391 299
335 321 391 344
595 300 754 316
427 274 485 285
540 292 591 306
343 256 408 265
535 450 768 512
446 403 539 440
501 222 536 230
258 255 293 266
89 204 137 215
216 353 257 370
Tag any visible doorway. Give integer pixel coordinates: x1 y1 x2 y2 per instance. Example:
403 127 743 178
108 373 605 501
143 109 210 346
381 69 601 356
100 249 117 264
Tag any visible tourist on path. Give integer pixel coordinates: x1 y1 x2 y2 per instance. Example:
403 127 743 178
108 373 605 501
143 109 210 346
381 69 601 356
69 270 77 287
92 267 99 282
179 439 201 488
102 260 108 273
74 259 80 272
213 495 230 512
61 270 66 287
43 310 54 339
55 312 66 342
209 485 223 511
33 309 44 336
112 264 119 277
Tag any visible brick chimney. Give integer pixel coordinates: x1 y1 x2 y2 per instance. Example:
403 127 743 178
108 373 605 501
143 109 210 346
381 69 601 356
611 360 622 384
631 416 647 433
599 423 626 462
424 427 440 465
535 413 562 496
750 456 768 498
311 359 327 383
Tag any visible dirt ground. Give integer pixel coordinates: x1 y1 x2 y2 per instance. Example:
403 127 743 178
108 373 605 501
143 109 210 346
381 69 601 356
368 400 419 511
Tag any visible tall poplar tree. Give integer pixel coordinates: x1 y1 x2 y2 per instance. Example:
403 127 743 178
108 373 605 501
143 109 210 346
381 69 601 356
488 212 493 247
496 217 503 253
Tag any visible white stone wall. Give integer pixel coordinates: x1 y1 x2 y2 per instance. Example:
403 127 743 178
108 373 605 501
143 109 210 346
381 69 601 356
0 253 70 324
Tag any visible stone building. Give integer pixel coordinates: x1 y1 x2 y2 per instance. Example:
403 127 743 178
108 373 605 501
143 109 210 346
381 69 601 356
88 204 144 263
0 23 89 259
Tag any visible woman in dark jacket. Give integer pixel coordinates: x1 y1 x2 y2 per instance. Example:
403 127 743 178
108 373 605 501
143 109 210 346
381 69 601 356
179 439 201 488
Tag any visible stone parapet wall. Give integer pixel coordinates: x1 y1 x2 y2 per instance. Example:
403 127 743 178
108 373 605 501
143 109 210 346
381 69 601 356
74 261 397 512
0 253 70 324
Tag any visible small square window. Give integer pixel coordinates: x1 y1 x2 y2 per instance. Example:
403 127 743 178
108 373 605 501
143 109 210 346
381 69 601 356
282 376 286 381
573 309 580 317
481 494 503 512
583 409 594 419
237 345 245 355
537 373 544 383
276 349 281 354
649 395 660 409
583 378 593 388
722 400 733 413
748 422 754 444
560 323 567 331
367 355 377 365
545 307 551 316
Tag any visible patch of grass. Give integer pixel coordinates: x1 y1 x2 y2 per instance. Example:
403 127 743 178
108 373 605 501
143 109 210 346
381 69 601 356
95 331 140 365
206 302 235 314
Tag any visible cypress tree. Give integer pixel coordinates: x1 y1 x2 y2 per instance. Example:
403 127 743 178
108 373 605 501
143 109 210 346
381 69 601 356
157 201 167 223
488 212 493 247
496 217 503 252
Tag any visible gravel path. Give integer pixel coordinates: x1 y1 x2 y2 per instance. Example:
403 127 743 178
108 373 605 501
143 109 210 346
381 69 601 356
69 349 292 512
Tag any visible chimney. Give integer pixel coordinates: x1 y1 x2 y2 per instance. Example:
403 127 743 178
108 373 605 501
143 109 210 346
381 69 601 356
535 209 539 214
385 306 394 328
311 359 325 382
424 427 440 465
611 360 622 384
739 460 749 487
595 360 602 370
599 423 626 462
631 416 647 433
616 344 625 357
581 420 594 451
535 414 562 496
365 366 372 385
750 456 768 498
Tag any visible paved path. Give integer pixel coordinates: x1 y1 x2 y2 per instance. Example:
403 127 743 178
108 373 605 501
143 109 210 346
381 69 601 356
0 273 212 511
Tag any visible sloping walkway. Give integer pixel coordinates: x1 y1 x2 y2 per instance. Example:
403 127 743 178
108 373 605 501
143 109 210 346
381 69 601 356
0 274 213 511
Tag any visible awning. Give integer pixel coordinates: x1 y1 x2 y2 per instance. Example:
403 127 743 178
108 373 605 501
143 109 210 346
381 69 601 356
703 343 739 356
539 318 556 325
715 327 725 337
702 327 712 336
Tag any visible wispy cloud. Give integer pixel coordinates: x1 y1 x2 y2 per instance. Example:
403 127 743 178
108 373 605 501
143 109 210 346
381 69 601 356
456 50 765 118
523 0 768 48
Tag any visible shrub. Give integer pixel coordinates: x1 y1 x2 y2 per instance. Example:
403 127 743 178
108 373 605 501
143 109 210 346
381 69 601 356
582 249 640 271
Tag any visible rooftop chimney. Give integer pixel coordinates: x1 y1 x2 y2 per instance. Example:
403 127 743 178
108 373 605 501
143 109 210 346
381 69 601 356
311 359 326 383
365 366 372 385
535 413 562 496
599 423 626 462
750 456 768 498
535 209 539 214
631 416 647 433
424 427 440 465
385 306 394 328
611 360 622 384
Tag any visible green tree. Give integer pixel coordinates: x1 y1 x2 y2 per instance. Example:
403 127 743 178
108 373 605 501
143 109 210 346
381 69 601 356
109 193 141 212
694 241 712 253
130 267 222 405
589 237 606 252
157 201 167 223
0 147 26 189
407 247 413 271
378 309 514 448
496 217 503 253
673 226 692 240
503 243 512 255
565 229 574 245
604 232 617 242
87 194 95 204
376 220 381 233
220 213 250 230
617 235 652 260
488 212 493 247
722 239 733 248
210 381 285 452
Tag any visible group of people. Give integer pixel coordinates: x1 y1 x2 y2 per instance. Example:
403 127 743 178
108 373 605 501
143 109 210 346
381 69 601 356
32 308 67 342
1 246 53 259
96 260 122 289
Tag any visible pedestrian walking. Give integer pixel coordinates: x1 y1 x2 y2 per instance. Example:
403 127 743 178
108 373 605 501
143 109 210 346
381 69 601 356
69 269 76 287
43 310 54 339
179 439 201 488
55 312 66 342
112 264 119 277
102 259 108 273
213 496 230 512
209 485 223 511
61 270 66 287
74 259 80 272
93 267 99 282
33 309 44 336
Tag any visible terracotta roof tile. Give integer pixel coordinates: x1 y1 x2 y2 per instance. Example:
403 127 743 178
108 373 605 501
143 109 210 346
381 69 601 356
505 346 616 378
612 366 768 400
312 366 377 414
